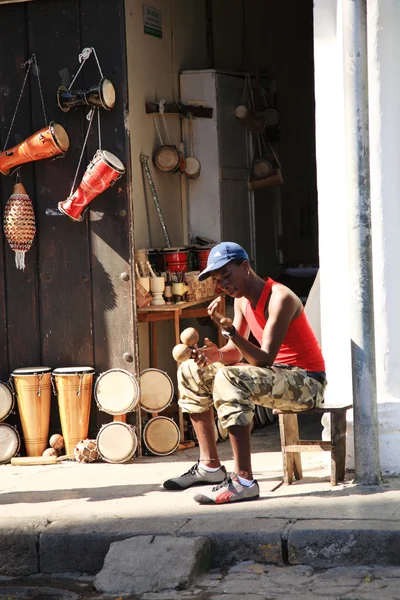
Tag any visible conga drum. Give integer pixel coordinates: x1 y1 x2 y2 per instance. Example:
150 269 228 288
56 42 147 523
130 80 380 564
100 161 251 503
57 78 116 112
11 367 52 457
52 367 95 455
143 416 180 456
0 381 14 422
0 122 69 176
0 423 20 464
96 422 138 463
139 368 174 413
94 368 139 415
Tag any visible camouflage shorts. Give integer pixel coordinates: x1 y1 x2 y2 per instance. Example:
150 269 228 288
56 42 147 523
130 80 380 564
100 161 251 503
178 360 327 429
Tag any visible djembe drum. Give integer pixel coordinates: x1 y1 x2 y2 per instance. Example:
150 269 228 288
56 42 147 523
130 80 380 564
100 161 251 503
0 423 21 464
11 367 52 456
143 416 180 456
58 149 125 221
52 367 95 455
0 122 69 176
94 368 139 415
139 368 174 414
96 422 138 463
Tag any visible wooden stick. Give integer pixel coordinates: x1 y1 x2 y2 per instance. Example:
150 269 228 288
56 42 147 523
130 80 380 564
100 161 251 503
11 454 75 466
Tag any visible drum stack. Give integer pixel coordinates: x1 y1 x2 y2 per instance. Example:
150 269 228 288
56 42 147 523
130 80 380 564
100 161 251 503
0 381 20 465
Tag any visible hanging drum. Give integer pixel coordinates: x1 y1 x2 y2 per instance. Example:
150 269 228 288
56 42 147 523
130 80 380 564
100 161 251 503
139 368 174 413
57 78 116 112
153 145 186 174
11 367 52 457
96 421 138 463
143 416 180 456
0 423 21 464
0 122 69 176
52 367 95 455
59 149 125 222
0 382 14 422
247 156 283 190
94 368 140 415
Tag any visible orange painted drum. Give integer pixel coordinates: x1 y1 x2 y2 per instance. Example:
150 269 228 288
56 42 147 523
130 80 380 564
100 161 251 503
0 122 69 176
11 367 52 457
58 149 125 222
52 367 95 455
195 245 214 272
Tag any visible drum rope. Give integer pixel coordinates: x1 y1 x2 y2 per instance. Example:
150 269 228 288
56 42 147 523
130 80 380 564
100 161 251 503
153 117 164 146
69 108 96 198
159 99 172 145
97 108 102 150
3 54 47 151
69 47 104 91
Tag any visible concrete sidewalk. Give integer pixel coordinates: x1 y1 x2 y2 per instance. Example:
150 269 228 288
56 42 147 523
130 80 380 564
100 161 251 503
1 415 400 577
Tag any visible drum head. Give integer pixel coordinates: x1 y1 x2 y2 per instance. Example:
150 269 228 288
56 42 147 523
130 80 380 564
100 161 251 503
96 422 137 463
154 146 180 172
95 369 139 415
0 383 13 421
51 123 70 152
52 366 95 375
139 369 174 413
0 424 20 464
143 417 180 456
100 79 116 109
101 150 125 173
12 366 51 376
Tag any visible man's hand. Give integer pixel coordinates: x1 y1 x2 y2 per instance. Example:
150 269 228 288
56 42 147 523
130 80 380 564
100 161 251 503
207 296 231 328
192 338 221 367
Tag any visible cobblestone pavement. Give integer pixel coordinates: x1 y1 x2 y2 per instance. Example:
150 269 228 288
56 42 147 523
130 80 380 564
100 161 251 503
3 562 400 599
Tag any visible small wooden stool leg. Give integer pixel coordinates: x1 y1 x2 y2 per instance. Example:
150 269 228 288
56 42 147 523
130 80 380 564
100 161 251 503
330 409 347 485
279 413 303 485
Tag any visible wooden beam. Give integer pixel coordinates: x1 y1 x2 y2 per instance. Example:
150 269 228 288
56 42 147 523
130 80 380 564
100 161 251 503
145 102 213 119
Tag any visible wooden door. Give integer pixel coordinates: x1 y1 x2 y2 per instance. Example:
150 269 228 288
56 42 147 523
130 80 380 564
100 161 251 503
0 0 137 437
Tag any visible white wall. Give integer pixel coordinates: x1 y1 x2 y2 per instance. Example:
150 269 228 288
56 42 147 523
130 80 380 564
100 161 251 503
124 0 207 373
313 0 354 465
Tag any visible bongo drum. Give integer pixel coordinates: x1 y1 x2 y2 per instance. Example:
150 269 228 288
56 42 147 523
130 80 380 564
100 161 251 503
0 382 14 422
94 368 140 415
52 367 95 455
58 149 125 222
57 78 116 112
143 416 180 456
96 421 138 463
11 367 52 457
0 423 20 464
163 247 189 273
0 122 69 176
139 368 174 413
153 145 186 174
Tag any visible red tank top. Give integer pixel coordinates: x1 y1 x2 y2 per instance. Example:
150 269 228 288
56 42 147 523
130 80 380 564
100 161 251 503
244 278 325 372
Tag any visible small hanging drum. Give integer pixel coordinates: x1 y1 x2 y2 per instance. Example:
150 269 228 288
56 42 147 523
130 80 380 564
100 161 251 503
153 145 186 174
0 423 21 464
163 247 189 273
94 368 140 415
139 368 174 413
57 78 116 112
11 366 52 457
143 416 180 456
0 381 14 422
96 421 138 463
52 367 95 455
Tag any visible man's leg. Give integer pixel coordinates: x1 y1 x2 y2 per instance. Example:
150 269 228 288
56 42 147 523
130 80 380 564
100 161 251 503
228 423 252 479
163 359 226 490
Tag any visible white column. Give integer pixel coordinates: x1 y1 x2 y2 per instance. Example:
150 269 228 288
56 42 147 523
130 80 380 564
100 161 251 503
367 0 400 474
313 0 355 466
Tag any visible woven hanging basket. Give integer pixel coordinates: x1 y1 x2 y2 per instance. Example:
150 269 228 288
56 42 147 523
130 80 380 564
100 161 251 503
3 182 36 270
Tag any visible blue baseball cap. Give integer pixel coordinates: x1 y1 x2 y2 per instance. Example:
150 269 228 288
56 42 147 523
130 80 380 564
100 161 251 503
198 242 249 281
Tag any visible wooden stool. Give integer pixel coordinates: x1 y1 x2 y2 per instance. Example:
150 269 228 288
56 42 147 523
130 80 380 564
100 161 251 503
273 403 353 486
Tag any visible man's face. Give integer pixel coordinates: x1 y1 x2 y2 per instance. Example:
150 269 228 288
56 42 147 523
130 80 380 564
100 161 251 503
211 261 248 298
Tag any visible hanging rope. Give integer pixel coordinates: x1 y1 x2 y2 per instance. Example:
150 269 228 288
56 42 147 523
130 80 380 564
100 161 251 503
3 54 47 151
159 99 172 145
69 108 96 198
68 47 104 91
